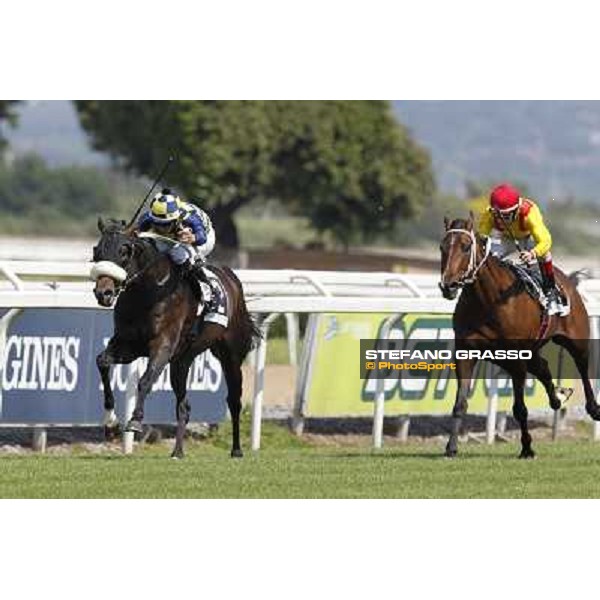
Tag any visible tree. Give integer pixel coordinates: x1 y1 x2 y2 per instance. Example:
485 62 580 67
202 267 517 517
0 101 20 154
74 101 434 248
0 153 114 228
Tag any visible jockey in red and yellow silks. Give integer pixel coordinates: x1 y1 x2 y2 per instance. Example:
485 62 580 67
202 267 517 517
478 183 567 316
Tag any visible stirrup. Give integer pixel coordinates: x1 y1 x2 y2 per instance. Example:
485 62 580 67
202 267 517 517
557 298 570 317
547 299 560 316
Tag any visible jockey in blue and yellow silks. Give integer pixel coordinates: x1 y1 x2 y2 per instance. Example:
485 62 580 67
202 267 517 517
137 188 218 304
138 188 215 262
478 183 567 316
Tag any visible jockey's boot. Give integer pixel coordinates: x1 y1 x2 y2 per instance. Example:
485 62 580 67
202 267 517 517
188 260 213 303
539 255 567 316
545 287 561 316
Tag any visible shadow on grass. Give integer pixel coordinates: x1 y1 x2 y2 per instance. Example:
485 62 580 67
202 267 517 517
318 450 521 461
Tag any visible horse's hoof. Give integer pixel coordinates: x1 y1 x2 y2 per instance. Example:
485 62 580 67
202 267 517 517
104 424 121 441
125 419 143 434
170 452 184 460
556 387 573 404
518 450 536 459
230 448 244 459
444 447 457 459
550 399 561 411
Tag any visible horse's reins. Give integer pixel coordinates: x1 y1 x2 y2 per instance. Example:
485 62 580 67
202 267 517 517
117 238 167 295
443 227 491 286
494 207 524 256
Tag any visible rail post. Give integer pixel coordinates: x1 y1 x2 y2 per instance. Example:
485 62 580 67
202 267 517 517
291 314 320 436
372 315 399 449
285 312 298 367
251 313 280 451
486 364 499 444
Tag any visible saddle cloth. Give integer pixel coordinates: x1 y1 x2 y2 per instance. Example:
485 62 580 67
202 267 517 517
198 266 230 328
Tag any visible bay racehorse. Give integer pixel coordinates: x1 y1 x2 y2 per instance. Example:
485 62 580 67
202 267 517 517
91 217 260 459
439 213 600 458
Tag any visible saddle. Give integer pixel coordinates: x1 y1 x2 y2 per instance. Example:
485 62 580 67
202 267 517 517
501 258 569 315
138 232 230 327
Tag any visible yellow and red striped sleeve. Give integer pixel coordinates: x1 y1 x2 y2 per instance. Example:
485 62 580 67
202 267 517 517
478 208 494 236
523 203 552 257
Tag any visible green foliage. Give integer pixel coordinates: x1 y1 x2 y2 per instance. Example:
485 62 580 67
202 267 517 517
0 154 142 235
0 100 20 153
74 101 435 248
394 193 467 247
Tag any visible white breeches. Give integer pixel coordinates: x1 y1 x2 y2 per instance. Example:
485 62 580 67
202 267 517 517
489 228 534 260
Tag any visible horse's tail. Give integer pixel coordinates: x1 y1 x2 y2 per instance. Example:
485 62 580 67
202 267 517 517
220 265 263 360
568 268 591 287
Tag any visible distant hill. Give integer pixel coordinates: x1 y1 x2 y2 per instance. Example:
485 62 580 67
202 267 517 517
7 100 600 202
4 101 108 167
394 100 600 201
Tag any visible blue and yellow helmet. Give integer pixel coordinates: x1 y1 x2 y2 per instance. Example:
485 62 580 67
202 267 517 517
149 189 181 224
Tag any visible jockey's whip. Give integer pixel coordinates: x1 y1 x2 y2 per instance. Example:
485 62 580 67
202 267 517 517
126 155 175 228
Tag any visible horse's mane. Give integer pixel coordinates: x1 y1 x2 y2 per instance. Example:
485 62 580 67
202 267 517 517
101 217 162 256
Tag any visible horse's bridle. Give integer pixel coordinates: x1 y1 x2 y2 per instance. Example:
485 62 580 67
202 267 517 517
92 237 162 298
441 227 491 288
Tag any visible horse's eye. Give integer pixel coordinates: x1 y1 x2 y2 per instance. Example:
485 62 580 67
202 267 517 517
119 245 131 260
462 243 471 253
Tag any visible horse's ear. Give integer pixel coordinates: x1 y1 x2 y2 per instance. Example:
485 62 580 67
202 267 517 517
98 217 105 233
444 216 450 231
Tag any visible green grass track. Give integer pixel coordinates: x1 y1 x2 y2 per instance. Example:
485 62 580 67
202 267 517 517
3 438 600 498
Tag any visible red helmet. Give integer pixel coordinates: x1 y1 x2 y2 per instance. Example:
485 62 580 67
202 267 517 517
490 184 521 213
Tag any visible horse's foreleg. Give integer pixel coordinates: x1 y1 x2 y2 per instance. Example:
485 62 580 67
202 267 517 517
96 340 137 440
125 347 172 434
445 357 476 458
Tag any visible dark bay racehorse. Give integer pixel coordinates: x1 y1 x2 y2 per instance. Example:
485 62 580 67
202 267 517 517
91 218 260 458
439 213 600 458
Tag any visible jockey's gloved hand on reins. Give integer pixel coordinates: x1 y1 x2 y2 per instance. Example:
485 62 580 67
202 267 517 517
176 225 195 245
519 249 537 264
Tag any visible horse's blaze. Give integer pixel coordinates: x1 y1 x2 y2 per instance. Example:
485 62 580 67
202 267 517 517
94 275 118 307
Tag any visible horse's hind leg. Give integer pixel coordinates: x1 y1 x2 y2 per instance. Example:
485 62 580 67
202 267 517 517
445 357 477 458
169 356 194 459
554 336 600 420
212 342 244 458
